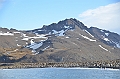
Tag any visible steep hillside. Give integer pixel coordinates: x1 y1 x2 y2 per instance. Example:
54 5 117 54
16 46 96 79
0 18 120 63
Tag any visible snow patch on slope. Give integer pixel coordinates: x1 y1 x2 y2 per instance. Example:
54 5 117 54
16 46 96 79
42 46 50 51
101 30 104 32
58 30 65 36
104 38 109 41
105 33 109 36
21 33 47 41
99 45 109 52
0 32 14 36
65 36 70 38
101 30 109 36
26 41 43 52
84 30 94 37
79 34 96 42
13 32 21 34
101 35 110 42
112 41 120 48
26 36 48 53
22 38 29 41
51 30 65 36
116 43 120 48
49 25 74 36
17 44 21 46
20 32 49 53
64 26 70 28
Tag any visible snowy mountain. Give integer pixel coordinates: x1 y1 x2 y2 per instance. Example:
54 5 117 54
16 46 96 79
27 18 120 49
88 27 120 48
0 18 120 63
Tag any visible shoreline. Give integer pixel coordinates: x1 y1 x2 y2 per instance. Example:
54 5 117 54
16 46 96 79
0 61 120 69
0 67 120 71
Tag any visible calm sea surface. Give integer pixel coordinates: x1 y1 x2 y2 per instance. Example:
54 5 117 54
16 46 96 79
0 68 120 79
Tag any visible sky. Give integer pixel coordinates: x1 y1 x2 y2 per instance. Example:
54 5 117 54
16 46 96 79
0 0 120 34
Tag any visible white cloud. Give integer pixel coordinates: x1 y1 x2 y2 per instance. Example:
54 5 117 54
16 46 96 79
79 2 120 34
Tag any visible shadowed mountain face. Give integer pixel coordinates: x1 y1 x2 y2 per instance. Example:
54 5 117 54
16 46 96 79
0 18 120 63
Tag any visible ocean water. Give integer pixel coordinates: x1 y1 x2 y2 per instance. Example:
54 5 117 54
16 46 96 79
0 68 120 79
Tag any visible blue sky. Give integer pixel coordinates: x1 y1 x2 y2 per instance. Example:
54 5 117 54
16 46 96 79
0 0 120 34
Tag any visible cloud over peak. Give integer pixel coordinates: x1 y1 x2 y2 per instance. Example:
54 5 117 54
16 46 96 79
79 2 120 34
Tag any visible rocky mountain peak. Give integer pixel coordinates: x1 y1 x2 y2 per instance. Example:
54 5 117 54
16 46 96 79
31 18 87 35
27 18 120 49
